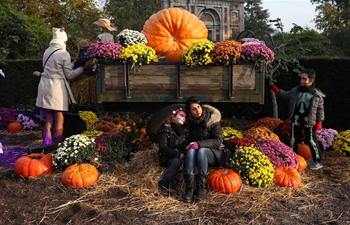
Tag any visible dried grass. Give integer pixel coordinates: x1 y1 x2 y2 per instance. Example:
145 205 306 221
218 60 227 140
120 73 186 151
70 75 97 104
39 148 350 224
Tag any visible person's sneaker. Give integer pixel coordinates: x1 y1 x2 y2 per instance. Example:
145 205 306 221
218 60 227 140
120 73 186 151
310 161 323 170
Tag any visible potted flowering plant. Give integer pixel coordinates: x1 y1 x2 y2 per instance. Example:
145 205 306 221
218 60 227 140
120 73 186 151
333 130 350 156
79 111 99 128
253 117 284 132
117 29 147 47
16 114 38 130
182 40 214 67
210 40 242 65
53 134 98 171
316 128 338 151
222 126 243 141
0 107 17 130
244 126 280 142
94 133 128 171
257 139 298 168
230 145 275 188
238 38 275 63
87 41 123 69
118 43 158 68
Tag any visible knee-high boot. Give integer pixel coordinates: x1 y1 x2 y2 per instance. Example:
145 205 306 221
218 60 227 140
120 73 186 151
52 128 64 143
42 128 52 145
183 174 195 203
195 174 208 203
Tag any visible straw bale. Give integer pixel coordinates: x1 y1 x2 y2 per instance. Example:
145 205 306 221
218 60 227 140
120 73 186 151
70 75 97 104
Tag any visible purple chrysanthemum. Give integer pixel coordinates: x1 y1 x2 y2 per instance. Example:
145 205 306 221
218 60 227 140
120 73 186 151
257 139 297 168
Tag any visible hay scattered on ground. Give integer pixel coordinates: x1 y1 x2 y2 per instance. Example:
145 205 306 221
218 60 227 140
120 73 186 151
37 148 350 224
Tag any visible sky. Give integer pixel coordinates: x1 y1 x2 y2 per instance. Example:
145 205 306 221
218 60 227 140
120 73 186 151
262 0 318 32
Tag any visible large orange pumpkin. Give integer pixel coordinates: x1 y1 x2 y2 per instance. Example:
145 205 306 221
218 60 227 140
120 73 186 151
297 143 312 160
61 163 99 188
14 153 54 178
142 8 208 55
274 166 302 189
296 154 307 172
208 168 242 194
166 49 184 62
7 121 23 133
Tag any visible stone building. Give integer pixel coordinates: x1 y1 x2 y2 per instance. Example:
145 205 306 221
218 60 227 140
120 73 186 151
160 0 245 42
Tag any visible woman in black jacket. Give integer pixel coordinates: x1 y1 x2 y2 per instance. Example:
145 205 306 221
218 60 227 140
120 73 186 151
183 96 223 203
157 108 187 196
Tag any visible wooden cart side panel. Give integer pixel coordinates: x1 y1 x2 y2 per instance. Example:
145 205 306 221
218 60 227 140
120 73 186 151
97 63 265 104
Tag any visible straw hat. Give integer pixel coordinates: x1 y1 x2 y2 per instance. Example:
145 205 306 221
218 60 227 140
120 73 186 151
93 19 116 31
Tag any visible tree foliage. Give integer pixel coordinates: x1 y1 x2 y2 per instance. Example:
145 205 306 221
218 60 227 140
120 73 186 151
6 0 107 58
311 0 350 56
244 0 274 35
311 0 350 34
0 1 52 60
105 0 161 32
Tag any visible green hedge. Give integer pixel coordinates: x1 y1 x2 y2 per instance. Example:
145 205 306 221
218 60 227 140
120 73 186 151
0 60 41 109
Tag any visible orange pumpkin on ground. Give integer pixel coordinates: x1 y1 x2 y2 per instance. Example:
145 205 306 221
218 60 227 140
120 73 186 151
7 121 23 133
274 166 302 189
296 154 307 172
61 163 99 188
96 121 114 132
166 49 184 62
14 153 54 178
142 8 208 55
208 168 242 194
297 143 312 160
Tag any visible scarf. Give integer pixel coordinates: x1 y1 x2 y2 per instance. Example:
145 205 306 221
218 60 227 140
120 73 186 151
298 83 315 93
188 107 208 126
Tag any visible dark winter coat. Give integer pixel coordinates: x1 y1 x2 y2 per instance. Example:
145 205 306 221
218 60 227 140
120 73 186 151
73 48 93 74
186 104 223 164
276 85 325 127
157 123 187 166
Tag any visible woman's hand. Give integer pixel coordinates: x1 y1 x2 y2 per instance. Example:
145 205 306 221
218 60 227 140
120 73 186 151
33 71 41 77
185 142 198 151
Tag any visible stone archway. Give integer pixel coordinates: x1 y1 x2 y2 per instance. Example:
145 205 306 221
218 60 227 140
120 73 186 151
199 9 221 42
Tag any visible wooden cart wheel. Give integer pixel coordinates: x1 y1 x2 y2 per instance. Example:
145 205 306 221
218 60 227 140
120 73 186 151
146 103 185 143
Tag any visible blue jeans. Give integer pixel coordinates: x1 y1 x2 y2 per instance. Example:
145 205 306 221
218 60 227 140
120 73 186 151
185 148 216 175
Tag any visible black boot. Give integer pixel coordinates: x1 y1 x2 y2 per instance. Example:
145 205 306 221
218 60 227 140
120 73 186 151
169 179 177 194
158 179 169 196
183 174 195 203
195 174 208 203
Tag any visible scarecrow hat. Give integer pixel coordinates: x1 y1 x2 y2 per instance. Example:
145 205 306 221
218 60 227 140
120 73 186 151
93 19 116 31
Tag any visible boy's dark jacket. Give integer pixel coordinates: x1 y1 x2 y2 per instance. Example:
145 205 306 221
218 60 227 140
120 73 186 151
73 48 93 74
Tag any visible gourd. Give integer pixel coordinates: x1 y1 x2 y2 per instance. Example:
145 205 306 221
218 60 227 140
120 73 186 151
61 163 99 188
296 154 307 172
208 168 242 194
14 153 54 178
297 143 312 160
95 121 114 132
7 121 23 133
274 166 302 189
166 49 184 62
142 8 208 55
